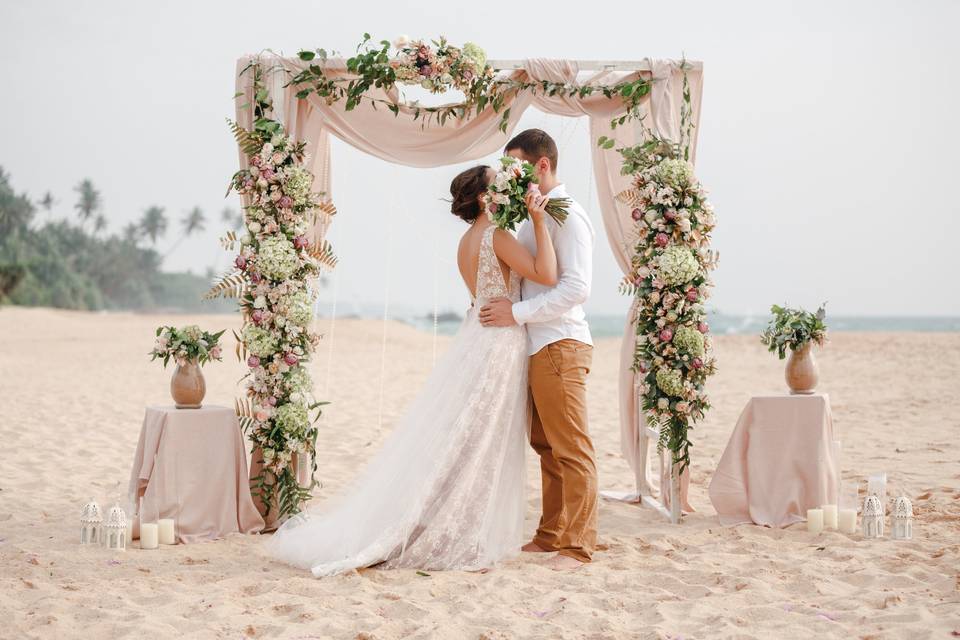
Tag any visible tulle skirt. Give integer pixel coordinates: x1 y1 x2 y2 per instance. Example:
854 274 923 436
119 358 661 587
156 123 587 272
267 308 529 576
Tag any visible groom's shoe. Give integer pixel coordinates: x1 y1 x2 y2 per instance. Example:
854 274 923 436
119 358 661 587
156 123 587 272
521 541 553 553
545 554 585 571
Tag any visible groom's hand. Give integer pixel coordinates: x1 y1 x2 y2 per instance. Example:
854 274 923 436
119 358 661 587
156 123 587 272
479 297 517 327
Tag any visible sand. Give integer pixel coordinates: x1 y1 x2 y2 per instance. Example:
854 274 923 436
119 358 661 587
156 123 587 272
0 306 958 639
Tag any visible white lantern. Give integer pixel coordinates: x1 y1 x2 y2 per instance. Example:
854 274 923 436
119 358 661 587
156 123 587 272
103 502 128 551
862 494 884 538
891 496 913 540
80 498 103 545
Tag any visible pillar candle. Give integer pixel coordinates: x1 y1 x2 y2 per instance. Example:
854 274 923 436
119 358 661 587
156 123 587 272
140 523 159 549
807 508 824 535
838 508 857 534
821 504 838 529
158 519 176 545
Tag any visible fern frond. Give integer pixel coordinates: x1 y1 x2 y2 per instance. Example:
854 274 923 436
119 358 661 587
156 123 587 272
615 188 643 209
227 118 262 156
204 269 246 299
235 396 255 418
219 230 239 251
307 239 338 271
233 329 247 362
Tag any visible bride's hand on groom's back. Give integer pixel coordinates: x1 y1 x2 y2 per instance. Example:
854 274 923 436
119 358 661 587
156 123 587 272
479 297 517 327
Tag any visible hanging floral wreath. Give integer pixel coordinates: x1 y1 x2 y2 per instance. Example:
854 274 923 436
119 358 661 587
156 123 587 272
208 61 338 520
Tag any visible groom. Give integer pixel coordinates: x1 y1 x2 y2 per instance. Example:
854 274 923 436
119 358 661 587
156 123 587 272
479 129 597 570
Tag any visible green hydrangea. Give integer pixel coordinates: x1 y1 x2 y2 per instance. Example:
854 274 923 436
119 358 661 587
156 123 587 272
462 42 486 69
655 158 694 189
283 167 313 207
284 289 314 327
655 367 684 397
285 365 314 396
257 236 299 281
242 323 279 358
656 246 700 286
275 402 309 438
673 326 705 357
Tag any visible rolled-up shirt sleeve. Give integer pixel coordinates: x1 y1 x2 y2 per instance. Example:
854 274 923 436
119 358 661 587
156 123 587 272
512 213 593 326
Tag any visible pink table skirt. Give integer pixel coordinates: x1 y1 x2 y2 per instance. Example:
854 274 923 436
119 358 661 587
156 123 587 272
708 394 839 529
127 405 264 543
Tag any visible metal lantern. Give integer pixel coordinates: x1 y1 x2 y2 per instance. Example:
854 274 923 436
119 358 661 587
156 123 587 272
862 494 884 538
80 498 103 545
891 496 913 540
103 502 128 551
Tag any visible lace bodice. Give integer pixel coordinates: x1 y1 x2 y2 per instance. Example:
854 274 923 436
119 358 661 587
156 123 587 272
474 224 521 305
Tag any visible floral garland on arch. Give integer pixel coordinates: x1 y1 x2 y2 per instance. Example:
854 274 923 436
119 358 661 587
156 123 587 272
290 34 653 132
207 61 338 520
611 129 718 473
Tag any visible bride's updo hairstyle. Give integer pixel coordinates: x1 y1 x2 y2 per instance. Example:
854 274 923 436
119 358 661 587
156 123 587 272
449 165 490 223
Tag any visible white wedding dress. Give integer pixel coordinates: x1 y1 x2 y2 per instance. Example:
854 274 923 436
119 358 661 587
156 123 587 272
267 224 529 576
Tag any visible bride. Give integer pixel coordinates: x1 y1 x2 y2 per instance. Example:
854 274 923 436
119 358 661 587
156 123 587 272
267 165 559 576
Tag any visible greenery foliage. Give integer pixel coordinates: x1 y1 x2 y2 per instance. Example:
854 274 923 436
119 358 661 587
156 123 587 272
760 304 828 359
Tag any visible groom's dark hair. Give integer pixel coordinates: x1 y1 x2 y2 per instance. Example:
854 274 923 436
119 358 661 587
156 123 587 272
505 129 558 172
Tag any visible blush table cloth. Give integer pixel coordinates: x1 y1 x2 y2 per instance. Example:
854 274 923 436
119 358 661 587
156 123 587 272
127 405 264 543
709 394 839 528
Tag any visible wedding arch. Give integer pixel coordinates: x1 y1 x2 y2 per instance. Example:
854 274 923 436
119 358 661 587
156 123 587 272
215 36 712 525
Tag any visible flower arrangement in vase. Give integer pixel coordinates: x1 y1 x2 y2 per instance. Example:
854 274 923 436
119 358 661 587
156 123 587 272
149 325 224 408
760 304 827 394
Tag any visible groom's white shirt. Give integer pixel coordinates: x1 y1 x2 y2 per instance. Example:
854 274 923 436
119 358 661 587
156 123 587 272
512 183 594 356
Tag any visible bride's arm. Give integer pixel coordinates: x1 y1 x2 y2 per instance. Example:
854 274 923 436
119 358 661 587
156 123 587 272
492 193 558 286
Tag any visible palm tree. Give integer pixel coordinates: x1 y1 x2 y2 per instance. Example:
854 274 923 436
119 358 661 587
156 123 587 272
182 207 206 236
93 214 108 236
164 206 206 256
74 179 101 227
221 206 243 230
139 206 168 245
39 191 55 213
122 222 140 244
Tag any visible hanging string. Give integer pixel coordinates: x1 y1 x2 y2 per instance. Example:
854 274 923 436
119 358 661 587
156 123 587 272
377 202 395 431
321 219 342 401
432 235 439 366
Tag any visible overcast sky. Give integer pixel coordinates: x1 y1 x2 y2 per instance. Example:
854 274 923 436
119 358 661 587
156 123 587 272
2 0 958 317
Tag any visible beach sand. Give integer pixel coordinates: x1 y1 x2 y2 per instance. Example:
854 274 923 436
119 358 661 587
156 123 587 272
1 306 957 639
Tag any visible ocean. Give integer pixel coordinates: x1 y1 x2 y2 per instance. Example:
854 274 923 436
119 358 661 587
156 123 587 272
389 312 960 337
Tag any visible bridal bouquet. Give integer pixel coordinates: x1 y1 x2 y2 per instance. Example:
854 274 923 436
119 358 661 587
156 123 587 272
149 325 225 367
484 156 569 231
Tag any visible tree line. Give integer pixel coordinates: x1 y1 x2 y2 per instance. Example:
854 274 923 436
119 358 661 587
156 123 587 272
0 167 240 312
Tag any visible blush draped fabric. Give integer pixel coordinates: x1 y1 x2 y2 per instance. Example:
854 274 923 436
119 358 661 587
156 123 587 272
127 406 264 543
708 394 841 528
235 55 703 505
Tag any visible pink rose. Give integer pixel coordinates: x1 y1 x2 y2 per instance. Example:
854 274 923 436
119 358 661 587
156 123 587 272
249 272 261 284
293 235 309 249
634 277 643 286
262 169 275 181
247 355 260 367
209 346 221 359
235 255 247 270
697 322 709 334
279 196 293 209
284 353 298 366
254 409 269 422
420 64 434 77
664 209 677 221
686 288 699 302
251 309 264 324
250 156 262 167
655 233 669 247
267 396 277 406
691 357 703 369
659 328 673 343
631 208 642 221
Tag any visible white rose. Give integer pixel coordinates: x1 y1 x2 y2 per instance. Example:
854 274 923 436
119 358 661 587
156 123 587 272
248 222 262 234
393 34 410 48
644 210 659 224
253 295 267 309
262 143 274 155
657 398 669 409
678 218 692 233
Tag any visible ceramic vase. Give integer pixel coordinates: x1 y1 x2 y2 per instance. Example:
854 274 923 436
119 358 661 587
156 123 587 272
171 360 205 409
785 342 818 394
